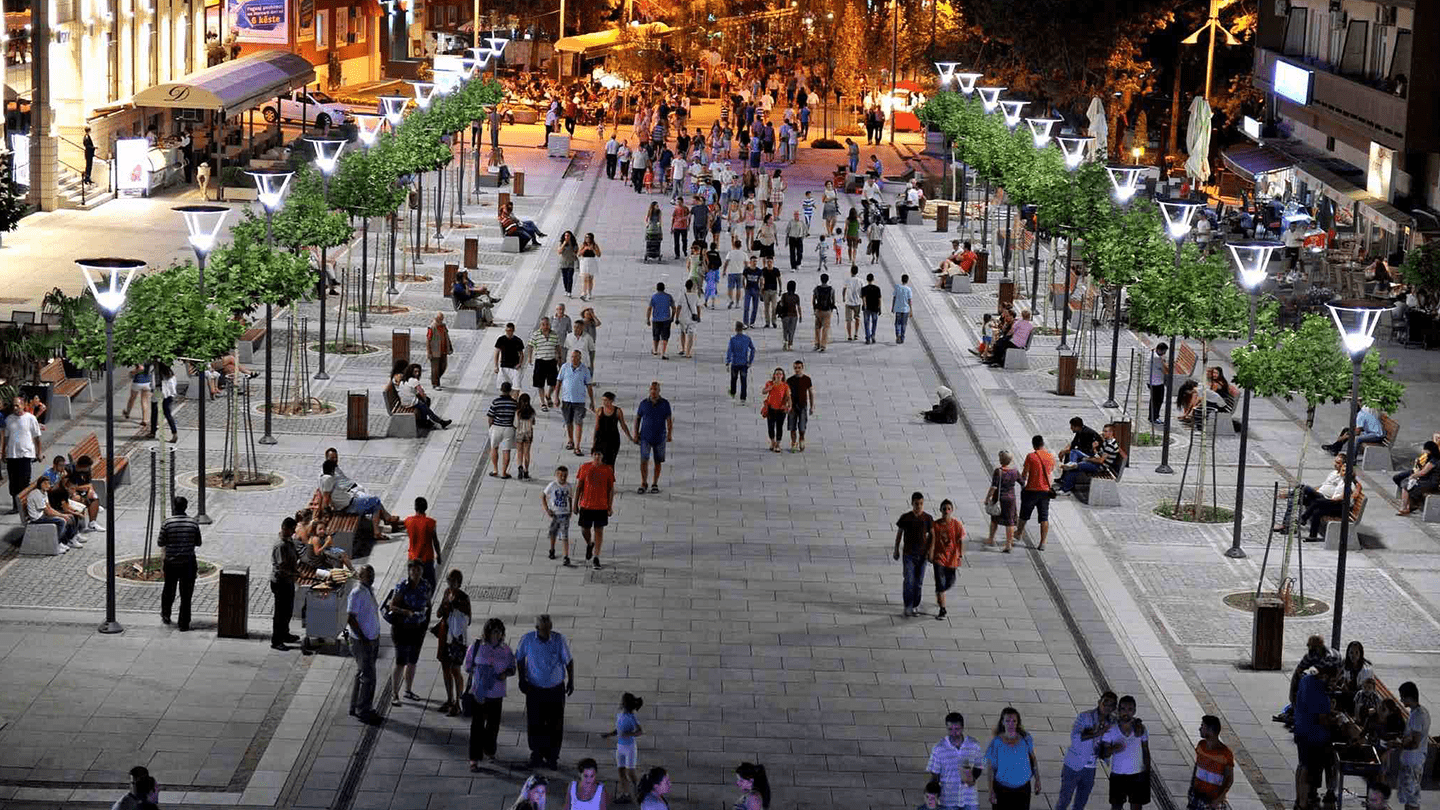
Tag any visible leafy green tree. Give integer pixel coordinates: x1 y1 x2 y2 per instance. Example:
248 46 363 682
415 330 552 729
66 265 243 370
267 165 352 253
0 159 27 244
206 224 315 310
1400 242 1440 293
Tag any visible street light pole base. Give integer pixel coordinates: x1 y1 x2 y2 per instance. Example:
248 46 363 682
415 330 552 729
314 371 330 381
260 434 278 445
1224 546 1247 559
1155 463 1174 474
1057 341 1069 352
196 513 213 525
387 286 399 295
1102 399 1118 409
98 620 125 634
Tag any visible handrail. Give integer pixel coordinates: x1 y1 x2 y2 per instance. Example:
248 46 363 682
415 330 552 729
56 136 114 204
57 135 111 165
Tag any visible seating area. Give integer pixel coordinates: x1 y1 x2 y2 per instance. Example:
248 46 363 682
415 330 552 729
16 479 64 556
1322 484 1368 550
237 326 267 365
381 381 422 438
1359 412 1401 472
38 358 92 420
67 433 127 502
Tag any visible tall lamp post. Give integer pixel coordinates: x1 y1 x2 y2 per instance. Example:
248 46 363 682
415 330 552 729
305 138 347 381
78 257 145 635
1055 136 1092 352
246 170 294 446
173 204 229 524
1325 302 1383 649
1101 164 1145 409
1024 117 1058 313
1153 196 1201 475
1223 240 1280 558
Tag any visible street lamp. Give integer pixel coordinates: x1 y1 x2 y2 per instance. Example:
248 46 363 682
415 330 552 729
173 204 228 525
1099 163 1148 407
978 86 1005 113
934 62 960 89
1055 136 1092 351
955 72 982 96
77 256 145 635
1225 240 1281 558
379 95 408 127
410 81 436 110
1025 117 1059 149
306 138 346 382
1106 164 1145 203
354 114 384 147
246 169 293 446
1057 136 1091 170
1153 195 1201 475
1325 302 1383 650
433 69 462 96
1000 100 1028 130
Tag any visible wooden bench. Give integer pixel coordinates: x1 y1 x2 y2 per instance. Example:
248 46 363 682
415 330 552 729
304 491 364 553
382 382 421 438
69 432 129 502
1322 485 1367 550
17 480 66 556
1174 343 1198 377
237 326 267 365
1360 412 1400 472
39 358 92 419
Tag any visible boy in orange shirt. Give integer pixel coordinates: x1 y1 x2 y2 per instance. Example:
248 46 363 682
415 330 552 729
575 449 616 570
404 496 441 592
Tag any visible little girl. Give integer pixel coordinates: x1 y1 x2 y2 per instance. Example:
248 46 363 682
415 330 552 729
515 394 535 481
815 234 831 272
601 693 644 804
726 199 741 233
744 202 757 247
704 255 720 308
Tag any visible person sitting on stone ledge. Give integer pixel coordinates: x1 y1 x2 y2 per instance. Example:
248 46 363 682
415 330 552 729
452 271 499 325
1394 440 1439 516
499 201 545 250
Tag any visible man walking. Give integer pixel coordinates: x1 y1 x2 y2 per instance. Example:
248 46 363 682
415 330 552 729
493 323 526 392
725 237 748 310
786 360 813 452
158 496 202 630
1017 435 1055 551
1397 682 1430 810
515 614 575 770
633 382 673 494
1057 693 1117 810
486 382 519 479
843 265 863 341
527 317 561 409
1100 696 1152 810
893 273 914 344
893 491 933 617
860 273 883 344
405 496 442 591
761 260 782 328
646 282 676 360
575 448 616 568
742 256 763 327
427 313 454 390
1148 344 1169 425
725 321 756 403
4 396 42 513
928 711 984 810
785 211 807 271
604 133 619 179
270 518 300 650
1189 715 1234 810
812 273 837 351
346 565 382 724
678 279 701 358
558 350 595 456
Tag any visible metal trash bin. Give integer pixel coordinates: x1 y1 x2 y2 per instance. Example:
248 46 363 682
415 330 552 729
218 566 249 638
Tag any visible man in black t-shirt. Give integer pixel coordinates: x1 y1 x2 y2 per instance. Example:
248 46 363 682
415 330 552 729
892 491 934 617
761 265 783 328
493 323 526 393
860 272 883 344
811 273 837 352
1060 416 1102 467
741 258 764 327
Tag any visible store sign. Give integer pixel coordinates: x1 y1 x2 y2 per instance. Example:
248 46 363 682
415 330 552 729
9 133 29 187
227 0 288 44
1273 60 1312 105
1368 141 1394 201
1242 116 1261 140
116 138 150 193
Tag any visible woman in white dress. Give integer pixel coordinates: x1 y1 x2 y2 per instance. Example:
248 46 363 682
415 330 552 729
565 758 607 810
578 233 602 302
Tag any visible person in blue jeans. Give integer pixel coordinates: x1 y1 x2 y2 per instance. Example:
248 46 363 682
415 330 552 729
741 257 764 327
1321 405 1386 457
893 274 914 344
861 273 883 344
1056 693 1118 810
725 321 756 402
892 491 933 617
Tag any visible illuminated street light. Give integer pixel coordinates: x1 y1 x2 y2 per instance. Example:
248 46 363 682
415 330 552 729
1056 136 1093 170
956 72 982 96
934 62 960 88
244 170 293 446
1000 100 1028 129
379 95 408 126
1223 239 1282 559
1025 117 1060 148
1105 164 1145 203
354 114 384 146
1156 197 1201 240
411 81 436 110
977 86 1005 112
173 205 228 525
305 137 347 175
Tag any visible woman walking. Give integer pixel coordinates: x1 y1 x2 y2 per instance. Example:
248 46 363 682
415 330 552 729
578 234 602 302
733 762 771 810
844 208 861 265
768 169 786 220
930 499 964 620
755 214 777 270
984 450 1021 552
777 280 802 351
566 758 607 810
556 232 579 298
636 767 671 810
122 363 153 433
386 560 431 707
686 242 706 293
435 569 471 717
580 308 602 371
427 313 455 389
515 394 536 480
147 363 179 443
986 707 1041 810
743 201 757 246
761 369 791 453
670 199 690 259
464 617 515 769
821 180 839 235
591 392 634 468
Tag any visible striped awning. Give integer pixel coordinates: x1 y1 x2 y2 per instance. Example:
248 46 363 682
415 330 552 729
1222 144 1294 183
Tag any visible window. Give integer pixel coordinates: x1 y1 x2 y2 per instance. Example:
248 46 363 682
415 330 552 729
316 9 328 49
1340 19 1368 75
1282 6 1307 57
1389 29 1411 79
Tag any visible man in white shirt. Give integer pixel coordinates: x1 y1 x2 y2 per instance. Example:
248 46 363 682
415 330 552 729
563 321 596 372
1099 696 1151 810
927 711 984 810
1274 454 1352 541
346 565 382 723
724 237 749 310
4 396 43 514
843 264 864 341
26 476 80 549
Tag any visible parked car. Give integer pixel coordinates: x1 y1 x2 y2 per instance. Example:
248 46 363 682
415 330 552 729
260 89 349 129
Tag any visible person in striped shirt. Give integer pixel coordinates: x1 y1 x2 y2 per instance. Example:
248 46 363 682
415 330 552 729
158 495 203 630
527 318 562 411
487 383 519 480
1188 715 1234 810
801 191 815 231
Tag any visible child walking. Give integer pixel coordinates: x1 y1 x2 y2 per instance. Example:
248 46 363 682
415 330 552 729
541 466 575 565
815 234 831 273
514 394 535 480
601 692 645 804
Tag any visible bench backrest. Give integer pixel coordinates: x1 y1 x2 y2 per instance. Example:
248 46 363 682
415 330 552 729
70 433 112 479
39 358 65 384
17 481 38 525
1175 344 1198 377
1350 487 1367 524
382 382 400 412
1378 412 1399 447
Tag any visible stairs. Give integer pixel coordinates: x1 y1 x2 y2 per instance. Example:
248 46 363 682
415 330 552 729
57 166 115 211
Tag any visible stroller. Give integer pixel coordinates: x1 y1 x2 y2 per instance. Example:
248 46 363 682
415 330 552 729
644 221 664 263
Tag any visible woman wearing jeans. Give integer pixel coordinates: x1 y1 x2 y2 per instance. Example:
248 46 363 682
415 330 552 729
147 363 179 443
987 706 1041 810
464 617 515 770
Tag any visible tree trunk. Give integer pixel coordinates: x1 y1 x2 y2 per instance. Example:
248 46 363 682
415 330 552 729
1193 341 1209 517
1274 406 1317 595
1168 56 1182 171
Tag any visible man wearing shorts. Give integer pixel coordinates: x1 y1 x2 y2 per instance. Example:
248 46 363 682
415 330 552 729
632 381 673 494
1397 682 1430 810
725 238 747 310
786 360 813 452
1101 696 1151 810
811 273 837 352
527 317 561 410
318 458 404 540
843 264 863 341
575 449 616 569
493 323 526 392
646 282 675 360
1017 435 1055 550
486 382 518 479
557 351 595 456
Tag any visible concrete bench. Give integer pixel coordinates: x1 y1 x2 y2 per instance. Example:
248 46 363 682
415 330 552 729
40 358 92 419
451 309 479 330
1359 412 1401 472
382 383 421 438
1003 348 1029 370
547 134 571 158
501 236 522 253
1087 477 1121 507
947 274 971 293
17 481 67 556
1424 494 1440 524
237 326 267 365
900 207 922 225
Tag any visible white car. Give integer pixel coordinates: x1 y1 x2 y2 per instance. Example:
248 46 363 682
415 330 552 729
260 89 349 129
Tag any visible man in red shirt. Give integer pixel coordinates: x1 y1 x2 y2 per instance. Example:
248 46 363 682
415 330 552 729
575 449 616 570
1017 435 1056 550
404 496 441 592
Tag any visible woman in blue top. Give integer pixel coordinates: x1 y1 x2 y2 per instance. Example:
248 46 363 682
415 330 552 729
986 706 1041 810
601 693 644 803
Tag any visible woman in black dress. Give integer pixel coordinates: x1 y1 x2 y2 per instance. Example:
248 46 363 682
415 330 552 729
590 391 635 467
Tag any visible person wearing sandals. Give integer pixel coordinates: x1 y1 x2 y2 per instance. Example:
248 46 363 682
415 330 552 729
384 560 431 707
600 693 645 804
633 382 672 494
465 617 515 770
575 449 616 569
984 451 1021 553
591 393 634 469
515 395 536 481
761 369 791 453
435 569 471 718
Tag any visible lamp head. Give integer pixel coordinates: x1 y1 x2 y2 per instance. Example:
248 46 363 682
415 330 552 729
1000 100 1028 130
1156 196 1201 240
467 46 493 71
1056 136 1093 170
977 86 1005 112
1326 303 1385 357
1025 117 1059 149
956 72 982 95
354 114 384 146
305 137 347 175
1226 240 1282 291
173 204 229 256
247 170 294 211
410 81 436 109
484 36 509 57
378 95 408 125
1105 164 1145 204
76 257 145 314
934 62 959 89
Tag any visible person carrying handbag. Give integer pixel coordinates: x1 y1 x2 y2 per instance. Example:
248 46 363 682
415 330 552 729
434 570 471 717
984 451 1021 553
463 618 516 770
383 560 432 707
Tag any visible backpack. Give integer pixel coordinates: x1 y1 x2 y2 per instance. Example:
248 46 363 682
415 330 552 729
813 284 834 311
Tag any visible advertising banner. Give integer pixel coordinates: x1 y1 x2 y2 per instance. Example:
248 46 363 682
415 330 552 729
9 133 29 188
116 138 151 194
227 0 288 44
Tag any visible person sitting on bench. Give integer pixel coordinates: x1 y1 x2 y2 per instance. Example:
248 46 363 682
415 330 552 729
936 240 978 288
488 146 512 185
1321 404 1386 457
396 363 452 430
318 458 405 540
1394 440 1439 516
1055 423 1121 493
921 386 959 424
499 202 545 250
982 309 1033 367
452 271 499 325
895 180 924 222
26 475 82 550
1271 454 1350 541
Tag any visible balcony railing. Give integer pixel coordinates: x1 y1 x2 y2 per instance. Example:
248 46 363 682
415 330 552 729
1254 47 1408 147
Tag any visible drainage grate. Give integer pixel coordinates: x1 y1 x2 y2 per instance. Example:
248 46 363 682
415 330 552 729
586 567 640 586
471 585 520 602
